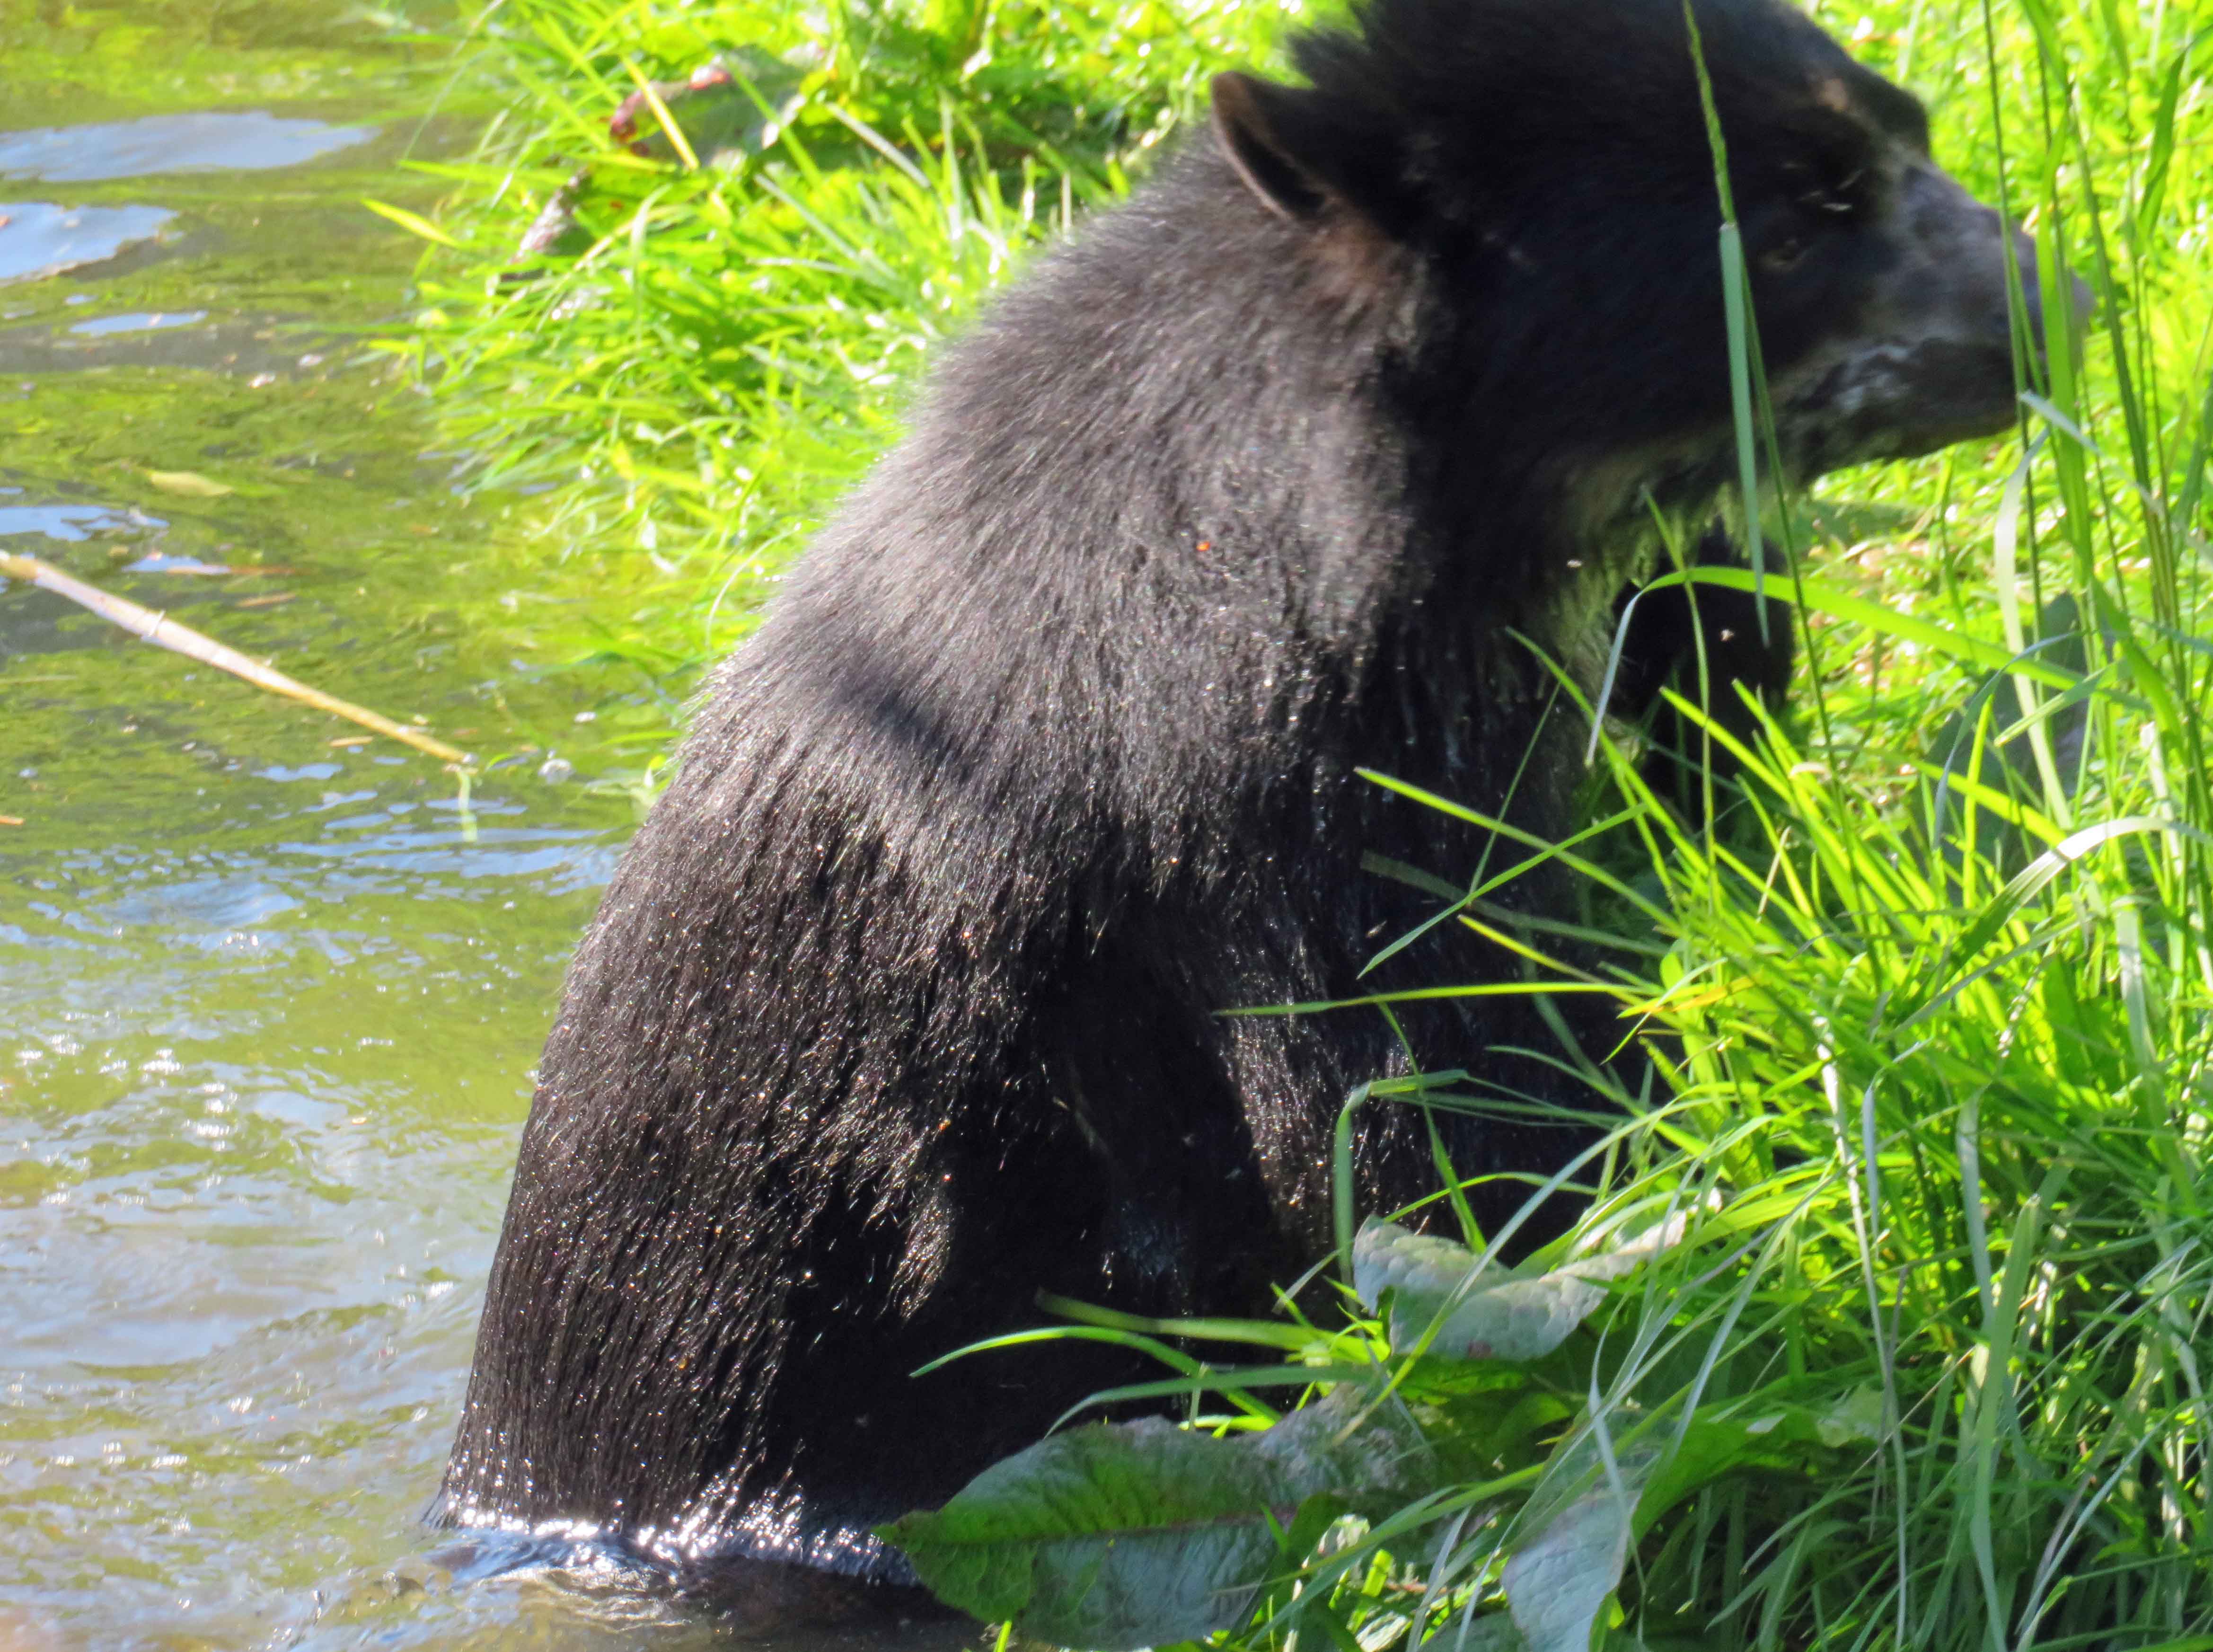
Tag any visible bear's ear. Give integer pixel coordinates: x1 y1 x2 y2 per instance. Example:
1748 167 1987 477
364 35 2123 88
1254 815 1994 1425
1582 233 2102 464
1211 71 1337 222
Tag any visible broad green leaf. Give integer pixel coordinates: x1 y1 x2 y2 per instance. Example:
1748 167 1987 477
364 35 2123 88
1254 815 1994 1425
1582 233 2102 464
1449 1619 1656 1652
1814 1386 1885 1449
1506 1492 1630 1652
1353 1217 1683 1363
1505 1477 1638 1652
1628 1390 1879 1535
879 1387 1435 1650
1453 1614 1536 1652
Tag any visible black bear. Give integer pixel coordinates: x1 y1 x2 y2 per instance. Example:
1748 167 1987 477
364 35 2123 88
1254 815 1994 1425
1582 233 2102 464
439 0 2049 1604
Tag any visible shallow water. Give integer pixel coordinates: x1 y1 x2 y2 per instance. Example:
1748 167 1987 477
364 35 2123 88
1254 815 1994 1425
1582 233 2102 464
0 9 949 1648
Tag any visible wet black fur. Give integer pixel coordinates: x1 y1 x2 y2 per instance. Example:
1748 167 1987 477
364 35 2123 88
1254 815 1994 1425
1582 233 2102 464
444 0 1926 1590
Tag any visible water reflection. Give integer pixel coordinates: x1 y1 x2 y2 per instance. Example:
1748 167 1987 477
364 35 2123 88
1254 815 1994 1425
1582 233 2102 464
68 308 208 336
0 201 176 283
0 502 150 542
0 111 377 182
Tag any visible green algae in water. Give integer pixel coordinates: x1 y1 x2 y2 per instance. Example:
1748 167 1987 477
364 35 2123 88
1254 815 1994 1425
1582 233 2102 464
0 6 750 1647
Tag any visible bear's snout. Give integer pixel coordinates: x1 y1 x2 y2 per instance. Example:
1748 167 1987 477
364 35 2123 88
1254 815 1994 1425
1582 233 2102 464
1770 159 2087 474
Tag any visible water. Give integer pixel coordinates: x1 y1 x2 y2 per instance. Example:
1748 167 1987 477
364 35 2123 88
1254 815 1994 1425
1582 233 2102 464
0 9 943 1648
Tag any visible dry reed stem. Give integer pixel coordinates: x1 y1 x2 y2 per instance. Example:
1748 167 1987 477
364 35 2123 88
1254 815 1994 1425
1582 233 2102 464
0 551 471 765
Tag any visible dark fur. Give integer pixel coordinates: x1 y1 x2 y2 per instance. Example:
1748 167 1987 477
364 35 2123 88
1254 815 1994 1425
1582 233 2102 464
441 0 2035 1594
1615 527 1797 815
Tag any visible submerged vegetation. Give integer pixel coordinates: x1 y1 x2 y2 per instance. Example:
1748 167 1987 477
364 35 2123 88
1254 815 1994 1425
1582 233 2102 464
400 0 2213 1646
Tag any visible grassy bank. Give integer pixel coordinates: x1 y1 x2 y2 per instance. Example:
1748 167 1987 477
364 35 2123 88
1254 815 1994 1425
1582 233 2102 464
398 0 2213 1645
388 0 1294 737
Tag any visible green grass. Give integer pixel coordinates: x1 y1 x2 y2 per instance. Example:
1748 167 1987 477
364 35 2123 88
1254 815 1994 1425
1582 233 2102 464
397 0 2213 1644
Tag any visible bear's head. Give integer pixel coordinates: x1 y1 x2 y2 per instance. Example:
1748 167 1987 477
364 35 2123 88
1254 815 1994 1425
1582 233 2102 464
1209 0 2072 502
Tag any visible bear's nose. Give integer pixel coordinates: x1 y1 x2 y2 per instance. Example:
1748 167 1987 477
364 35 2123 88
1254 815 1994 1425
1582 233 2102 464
1907 168 2091 351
